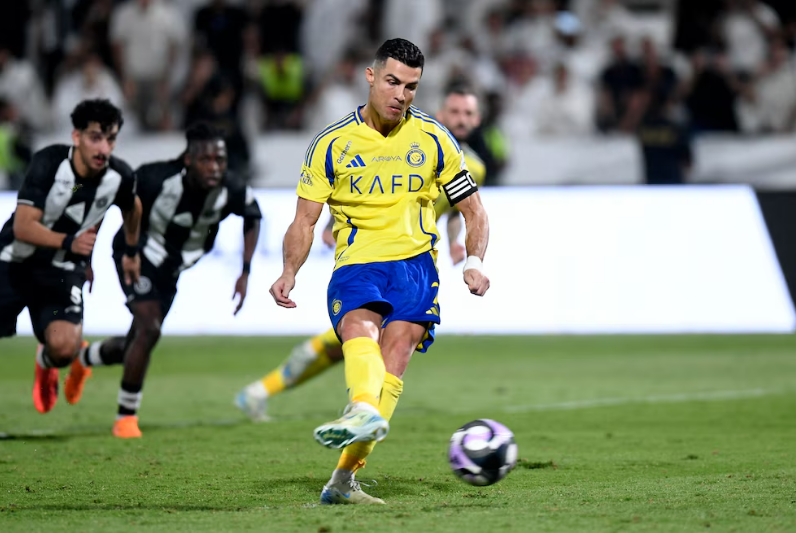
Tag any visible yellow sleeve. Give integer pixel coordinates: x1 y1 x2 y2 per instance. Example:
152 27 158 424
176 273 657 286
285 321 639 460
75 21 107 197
296 137 335 203
435 129 468 188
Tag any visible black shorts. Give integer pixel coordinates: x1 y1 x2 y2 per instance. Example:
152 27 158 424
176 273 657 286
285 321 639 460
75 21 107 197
0 261 85 343
114 253 178 319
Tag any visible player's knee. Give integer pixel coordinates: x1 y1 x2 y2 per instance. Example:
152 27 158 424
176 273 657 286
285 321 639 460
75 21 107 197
139 320 162 345
45 338 80 364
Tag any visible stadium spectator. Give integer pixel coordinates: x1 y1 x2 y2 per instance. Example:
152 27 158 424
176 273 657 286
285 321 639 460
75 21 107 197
636 95 693 185
257 48 306 131
259 0 304 55
52 52 129 135
596 36 644 132
572 0 636 50
0 47 49 132
748 38 796 132
301 0 369 85
501 53 545 139
533 62 595 136
684 49 740 132
180 49 220 128
503 0 559 74
0 98 32 191
110 0 187 131
412 28 471 113
719 0 780 75
71 0 117 74
194 0 247 90
305 51 366 134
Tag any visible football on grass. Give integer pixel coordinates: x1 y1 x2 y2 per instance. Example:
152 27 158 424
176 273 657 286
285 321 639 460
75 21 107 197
448 419 518 486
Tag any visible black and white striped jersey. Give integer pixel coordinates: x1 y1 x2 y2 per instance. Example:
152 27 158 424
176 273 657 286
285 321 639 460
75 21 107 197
0 144 136 271
112 158 261 275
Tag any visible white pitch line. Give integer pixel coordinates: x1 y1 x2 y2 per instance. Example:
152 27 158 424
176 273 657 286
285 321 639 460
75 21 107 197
501 388 777 414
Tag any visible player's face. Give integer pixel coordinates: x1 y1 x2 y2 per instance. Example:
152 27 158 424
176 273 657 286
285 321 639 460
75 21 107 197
437 94 481 141
73 122 119 174
187 140 228 189
366 58 422 124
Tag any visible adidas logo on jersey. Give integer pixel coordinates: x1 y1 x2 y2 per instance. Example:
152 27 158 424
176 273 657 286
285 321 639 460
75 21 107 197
346 155 366 168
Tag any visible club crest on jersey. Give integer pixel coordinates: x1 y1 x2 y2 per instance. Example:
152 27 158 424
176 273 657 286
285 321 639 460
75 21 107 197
95 197 109 208
406 142 426 168
332 299 343 315
133 276 152 295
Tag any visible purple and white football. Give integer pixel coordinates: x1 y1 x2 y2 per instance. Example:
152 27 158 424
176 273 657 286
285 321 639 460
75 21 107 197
448 419 518 486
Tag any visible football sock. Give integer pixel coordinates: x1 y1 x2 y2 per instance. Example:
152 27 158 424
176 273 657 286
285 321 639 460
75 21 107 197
36 346 74 368
117 380 143 418
336 372 404 474
343 337 385 409
258 330 340 396
79 339 126 367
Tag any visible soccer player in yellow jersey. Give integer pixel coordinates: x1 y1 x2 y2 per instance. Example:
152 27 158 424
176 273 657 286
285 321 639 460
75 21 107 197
268 39 490 505
236 85 486 422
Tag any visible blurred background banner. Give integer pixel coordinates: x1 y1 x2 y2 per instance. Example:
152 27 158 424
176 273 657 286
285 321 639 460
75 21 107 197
2 186 793 335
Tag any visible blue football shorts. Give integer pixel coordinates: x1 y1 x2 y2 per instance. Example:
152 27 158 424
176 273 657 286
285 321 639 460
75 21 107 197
327 251 440 353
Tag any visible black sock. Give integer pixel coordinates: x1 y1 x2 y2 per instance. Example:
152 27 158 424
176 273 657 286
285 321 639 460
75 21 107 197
117 380 143 417
80 340 126 367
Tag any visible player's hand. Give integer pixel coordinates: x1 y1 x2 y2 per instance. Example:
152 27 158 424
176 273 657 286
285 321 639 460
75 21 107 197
122 254 141 286
85 264 95 293
72 227 97 256
232 273 249 316
269 273 296 308
464 269 490 296
322 228 335 248
449 242 466 265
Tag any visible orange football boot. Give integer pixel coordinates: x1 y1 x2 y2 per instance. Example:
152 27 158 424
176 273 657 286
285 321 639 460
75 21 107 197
113 416 142 438
64 341 92 405
33 345 59 414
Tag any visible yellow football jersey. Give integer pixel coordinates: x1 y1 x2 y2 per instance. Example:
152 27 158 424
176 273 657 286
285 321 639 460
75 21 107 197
434 144 486 221
297 105 474 269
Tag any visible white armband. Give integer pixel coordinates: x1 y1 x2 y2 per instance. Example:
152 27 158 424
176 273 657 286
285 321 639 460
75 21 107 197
463 256 483 274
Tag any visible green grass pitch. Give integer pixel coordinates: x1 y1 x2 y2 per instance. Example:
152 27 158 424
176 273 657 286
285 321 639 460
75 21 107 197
1 334 795 532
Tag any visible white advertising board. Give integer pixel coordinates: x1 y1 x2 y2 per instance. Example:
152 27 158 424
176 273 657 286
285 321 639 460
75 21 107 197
1 185 793 335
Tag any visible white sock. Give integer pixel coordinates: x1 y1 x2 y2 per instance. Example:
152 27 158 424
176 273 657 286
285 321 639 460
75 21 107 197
330 468 354 485
80 341 105 367
246 380 268 399
352 401 380 416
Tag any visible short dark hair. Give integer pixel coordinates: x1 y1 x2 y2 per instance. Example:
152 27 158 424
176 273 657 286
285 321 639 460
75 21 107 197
71 99 124 132
445 83 478 99
185 122 225 153
374 38 424 71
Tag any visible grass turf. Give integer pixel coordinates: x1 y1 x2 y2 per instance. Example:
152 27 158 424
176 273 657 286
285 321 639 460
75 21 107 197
1 334 795 532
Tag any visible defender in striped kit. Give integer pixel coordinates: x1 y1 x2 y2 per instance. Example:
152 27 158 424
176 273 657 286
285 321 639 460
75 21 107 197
0 99 142 415
78 122 262 438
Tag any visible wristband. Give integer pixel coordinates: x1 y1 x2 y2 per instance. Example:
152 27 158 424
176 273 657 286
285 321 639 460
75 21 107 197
242 262 251 275
463 256 483 273
123 243 138 258
61 234 75 251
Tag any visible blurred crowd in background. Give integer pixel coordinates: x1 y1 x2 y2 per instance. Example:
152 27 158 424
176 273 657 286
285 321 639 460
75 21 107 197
1 0 796 187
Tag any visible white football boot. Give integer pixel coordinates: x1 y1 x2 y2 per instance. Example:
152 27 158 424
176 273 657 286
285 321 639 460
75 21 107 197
313 403 389 449
234 382 270 422
320 477 385 505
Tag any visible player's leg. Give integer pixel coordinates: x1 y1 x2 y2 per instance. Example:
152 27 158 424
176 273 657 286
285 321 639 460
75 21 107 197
236 328 343 421
66 332 129 405
112 300 165 438
26 268 87 413
320 252 441 504
0 261 26 340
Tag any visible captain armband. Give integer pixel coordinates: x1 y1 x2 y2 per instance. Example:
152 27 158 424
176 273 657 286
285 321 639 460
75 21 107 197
443 170 479 205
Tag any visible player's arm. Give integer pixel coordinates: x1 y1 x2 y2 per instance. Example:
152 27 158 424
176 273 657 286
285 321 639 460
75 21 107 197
437 133 490 296
13 148 96 255
114 165 142 284
446 210 465 265
269 197 324 308
233 190 263 315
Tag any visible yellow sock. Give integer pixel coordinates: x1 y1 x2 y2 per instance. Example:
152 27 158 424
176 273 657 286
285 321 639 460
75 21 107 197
338 372 404 470
311 328 343 357
343 337 385 408
261 370 286 396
